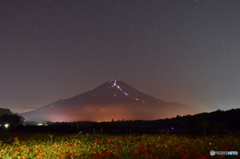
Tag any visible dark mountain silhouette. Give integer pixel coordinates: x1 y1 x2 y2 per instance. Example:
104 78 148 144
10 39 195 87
20 80 197 122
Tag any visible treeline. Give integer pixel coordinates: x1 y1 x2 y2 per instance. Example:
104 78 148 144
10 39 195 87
92 109 240 135
1 108 240 135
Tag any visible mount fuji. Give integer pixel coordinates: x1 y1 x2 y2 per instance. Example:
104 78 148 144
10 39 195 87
20 80 196 122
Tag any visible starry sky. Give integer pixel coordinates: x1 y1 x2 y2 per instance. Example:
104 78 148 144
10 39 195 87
1 0 240 114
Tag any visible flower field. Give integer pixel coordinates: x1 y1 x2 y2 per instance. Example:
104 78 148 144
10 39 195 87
0 133 239 159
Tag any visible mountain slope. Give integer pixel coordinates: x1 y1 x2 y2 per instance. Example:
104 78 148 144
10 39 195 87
21 80 196 122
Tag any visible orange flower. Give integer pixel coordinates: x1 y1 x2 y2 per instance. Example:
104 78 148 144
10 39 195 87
95 139 101 143
67 143 73 148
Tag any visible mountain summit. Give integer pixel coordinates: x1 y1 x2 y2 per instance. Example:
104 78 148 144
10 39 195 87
21 80 196 122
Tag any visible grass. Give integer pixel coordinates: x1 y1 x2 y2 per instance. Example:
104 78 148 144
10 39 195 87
0 132 239 159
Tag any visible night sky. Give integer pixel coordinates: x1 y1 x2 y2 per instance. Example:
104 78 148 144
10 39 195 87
1 0 240 114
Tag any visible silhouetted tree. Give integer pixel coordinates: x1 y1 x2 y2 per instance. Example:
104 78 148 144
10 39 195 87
0 108 12 116
0 114 24 126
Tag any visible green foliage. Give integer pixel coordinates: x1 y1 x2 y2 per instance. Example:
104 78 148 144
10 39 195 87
0 133 239 158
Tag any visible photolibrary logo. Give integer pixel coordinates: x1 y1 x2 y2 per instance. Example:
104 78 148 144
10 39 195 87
210 150 238 156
